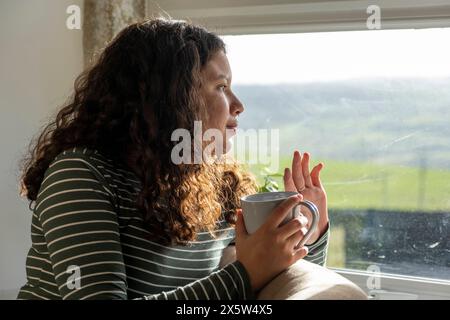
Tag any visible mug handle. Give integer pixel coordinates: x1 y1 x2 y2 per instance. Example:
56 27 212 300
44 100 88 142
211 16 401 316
293 200 320 248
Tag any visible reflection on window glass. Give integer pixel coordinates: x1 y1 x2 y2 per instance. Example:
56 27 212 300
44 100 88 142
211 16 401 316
223 28 450 280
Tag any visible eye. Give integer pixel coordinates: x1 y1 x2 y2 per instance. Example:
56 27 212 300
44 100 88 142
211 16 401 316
217 84 227 92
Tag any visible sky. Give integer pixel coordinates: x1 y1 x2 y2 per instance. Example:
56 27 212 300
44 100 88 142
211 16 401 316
222 28 450 84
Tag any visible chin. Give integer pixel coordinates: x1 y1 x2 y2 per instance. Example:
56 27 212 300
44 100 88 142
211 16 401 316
224 138 234 155
224 142 232 155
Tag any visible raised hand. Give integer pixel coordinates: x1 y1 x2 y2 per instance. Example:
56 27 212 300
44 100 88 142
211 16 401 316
283 150 329 244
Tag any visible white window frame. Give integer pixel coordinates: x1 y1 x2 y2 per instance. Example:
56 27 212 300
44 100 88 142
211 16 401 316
146 0 450 299
333 268 450 300
146 0 450 35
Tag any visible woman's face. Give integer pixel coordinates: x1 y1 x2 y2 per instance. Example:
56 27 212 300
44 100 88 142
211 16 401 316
200 50 244 154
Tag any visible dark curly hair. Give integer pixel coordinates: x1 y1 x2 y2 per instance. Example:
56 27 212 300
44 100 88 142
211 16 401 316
21 18 257 245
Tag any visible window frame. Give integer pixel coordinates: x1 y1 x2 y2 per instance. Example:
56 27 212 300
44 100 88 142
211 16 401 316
146 0 450 35
146 0 450 298
333 268 450 300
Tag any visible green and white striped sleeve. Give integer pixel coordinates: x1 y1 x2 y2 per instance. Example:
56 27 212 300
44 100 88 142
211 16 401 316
36 153 253 300
304 223 330 267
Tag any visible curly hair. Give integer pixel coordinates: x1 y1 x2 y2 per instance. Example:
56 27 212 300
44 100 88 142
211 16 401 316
21 18 257 245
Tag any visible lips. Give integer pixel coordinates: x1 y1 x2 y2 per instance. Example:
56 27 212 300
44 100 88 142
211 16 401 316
226 120 238 130
225 121 238 138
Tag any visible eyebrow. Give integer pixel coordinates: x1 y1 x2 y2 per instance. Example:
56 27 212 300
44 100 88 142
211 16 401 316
215 74 231 81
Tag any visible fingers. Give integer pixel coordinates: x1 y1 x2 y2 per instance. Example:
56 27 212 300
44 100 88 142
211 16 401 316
292 151 305 191
266 194 303 229
292 246 309 262
292 150 323 190
287 226 308 248
302 152 313 188
234 209 248 239
283 168 296 192
278 216 308 240
310 163 324 188
298 211 312 229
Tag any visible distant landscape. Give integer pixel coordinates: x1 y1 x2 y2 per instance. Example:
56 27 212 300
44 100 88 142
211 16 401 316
232 78 450 211
231 79 450 276
248 157 450 212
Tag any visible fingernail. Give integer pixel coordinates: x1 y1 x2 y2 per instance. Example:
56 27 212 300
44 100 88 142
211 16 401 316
299 216 308 226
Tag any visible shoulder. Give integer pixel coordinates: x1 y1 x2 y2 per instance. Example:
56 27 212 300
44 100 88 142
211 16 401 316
50 147 110 169
45 148 105 180
47 147 131 179
43 147 140 197
39 147 117 197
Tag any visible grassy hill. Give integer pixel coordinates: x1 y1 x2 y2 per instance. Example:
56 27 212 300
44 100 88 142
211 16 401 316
230 78 450 271
247 157 450 212
229 78 450 211
234 78 450 170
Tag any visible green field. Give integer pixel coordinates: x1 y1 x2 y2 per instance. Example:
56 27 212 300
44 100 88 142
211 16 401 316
246 157 450 268
232 80 450 270
247 157 450 212
241 157 450 268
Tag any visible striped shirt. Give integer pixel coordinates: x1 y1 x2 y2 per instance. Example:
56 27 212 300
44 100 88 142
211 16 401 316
17 148 329 300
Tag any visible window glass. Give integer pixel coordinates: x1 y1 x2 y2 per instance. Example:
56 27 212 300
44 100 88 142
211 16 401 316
223 29 450 280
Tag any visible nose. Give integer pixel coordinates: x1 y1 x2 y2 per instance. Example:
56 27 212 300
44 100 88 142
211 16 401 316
231 93 244 116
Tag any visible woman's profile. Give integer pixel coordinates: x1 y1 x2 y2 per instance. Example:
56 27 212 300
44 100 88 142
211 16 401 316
18 18 329 300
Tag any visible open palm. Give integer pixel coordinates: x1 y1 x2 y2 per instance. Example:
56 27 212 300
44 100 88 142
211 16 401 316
283 151 329 244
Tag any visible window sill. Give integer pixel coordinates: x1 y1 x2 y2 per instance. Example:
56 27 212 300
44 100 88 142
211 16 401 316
332 267 450 300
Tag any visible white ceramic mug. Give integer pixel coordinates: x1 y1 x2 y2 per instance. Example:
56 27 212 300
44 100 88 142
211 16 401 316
240 191 320 247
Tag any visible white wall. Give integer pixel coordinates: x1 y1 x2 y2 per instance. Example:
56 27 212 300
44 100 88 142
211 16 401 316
0 0 83 297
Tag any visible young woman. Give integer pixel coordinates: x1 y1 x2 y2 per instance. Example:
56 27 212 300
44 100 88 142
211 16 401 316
18 19 329 300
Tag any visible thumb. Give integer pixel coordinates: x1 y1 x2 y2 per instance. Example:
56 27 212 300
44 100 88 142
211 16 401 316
234 209 248 239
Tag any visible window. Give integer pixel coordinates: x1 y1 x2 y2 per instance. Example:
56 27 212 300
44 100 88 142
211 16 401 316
222 28 450 282
146 0 450 297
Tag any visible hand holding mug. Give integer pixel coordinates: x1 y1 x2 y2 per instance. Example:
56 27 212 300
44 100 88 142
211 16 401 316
235 193 319 291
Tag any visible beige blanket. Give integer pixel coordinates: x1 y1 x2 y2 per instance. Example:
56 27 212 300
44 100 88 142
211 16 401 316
220 246 367 300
